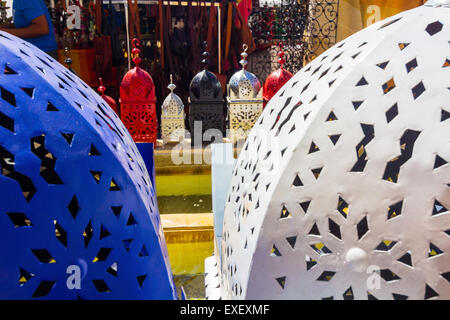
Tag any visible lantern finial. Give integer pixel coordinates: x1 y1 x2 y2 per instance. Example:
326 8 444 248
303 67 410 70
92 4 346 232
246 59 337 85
201 41 210 70
63 47 77 75
277 42 286 69
168 74 176 93
98 77 106 95
131 38 142 67
240 44 249 70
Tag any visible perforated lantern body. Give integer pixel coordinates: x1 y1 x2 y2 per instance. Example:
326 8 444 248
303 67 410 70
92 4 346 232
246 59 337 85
120 66 158 144
227 69 263 143
189 69 224 145
161 85 185 144
219 2 450 300
0 32 177 299
263 68 293 107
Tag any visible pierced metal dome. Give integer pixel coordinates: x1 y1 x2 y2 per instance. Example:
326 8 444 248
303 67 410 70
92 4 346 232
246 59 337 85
189 43 223 102
189 70 223 102
218 2 450 300
228 45 262 101
263 44 293 106
120 56 155 103
162 76 184 116
0 32 176 299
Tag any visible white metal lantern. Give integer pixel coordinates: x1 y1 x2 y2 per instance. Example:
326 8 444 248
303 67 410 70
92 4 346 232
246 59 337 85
227 45 263 143
214 1 450 300
161 75 186 144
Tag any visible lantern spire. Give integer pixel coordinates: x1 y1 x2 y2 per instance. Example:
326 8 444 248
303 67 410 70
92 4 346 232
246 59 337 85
64 47 77 75
240 44 248 70
201 41 210 70
98 77 106 96
168 74 176 93
131 38 142 67
277 42 286 69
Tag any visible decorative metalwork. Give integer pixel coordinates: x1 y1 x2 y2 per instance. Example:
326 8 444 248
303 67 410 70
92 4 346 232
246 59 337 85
227 44 263 143
212 3 450 299
248 0 339 78
0 31 177 299
188 42 224 145
161 74 186 144
304 0 340 61
249 0 309 46
248 44 305 83
120 39 158 144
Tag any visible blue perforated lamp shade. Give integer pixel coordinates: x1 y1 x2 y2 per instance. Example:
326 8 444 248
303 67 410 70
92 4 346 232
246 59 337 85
0 32 177 300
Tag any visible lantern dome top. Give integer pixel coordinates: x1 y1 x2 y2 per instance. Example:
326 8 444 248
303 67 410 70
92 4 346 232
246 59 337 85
120 67 155 102
162 75 184 116
263 44 293 104
263 68 293 103
228 44 262 101
219 3 450 300
189 41 223 102
189 69 223 101
120 39 155 102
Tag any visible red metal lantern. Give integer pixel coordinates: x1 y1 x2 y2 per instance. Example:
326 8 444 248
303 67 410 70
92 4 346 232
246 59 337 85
120 39 157 144
98 77 119 114
262 43 293 107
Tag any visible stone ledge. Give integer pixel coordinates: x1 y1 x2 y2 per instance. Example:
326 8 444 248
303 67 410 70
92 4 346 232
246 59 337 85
161 213 214 229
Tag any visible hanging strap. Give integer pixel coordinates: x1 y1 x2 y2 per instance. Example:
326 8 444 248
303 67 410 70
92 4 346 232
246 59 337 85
95 0 103 35
158 0 165 68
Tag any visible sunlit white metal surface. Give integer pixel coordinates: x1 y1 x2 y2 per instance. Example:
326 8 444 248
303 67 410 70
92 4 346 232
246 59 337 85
205 256 223 300
217 3 450 300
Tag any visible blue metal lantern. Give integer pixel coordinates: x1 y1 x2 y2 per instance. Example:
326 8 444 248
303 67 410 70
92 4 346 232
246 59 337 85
0 32 177 300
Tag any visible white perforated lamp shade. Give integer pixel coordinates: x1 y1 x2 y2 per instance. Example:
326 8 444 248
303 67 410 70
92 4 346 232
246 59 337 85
217 2 450 300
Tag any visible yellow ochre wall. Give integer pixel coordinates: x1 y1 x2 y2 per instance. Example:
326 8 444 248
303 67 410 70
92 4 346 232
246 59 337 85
337 0 426 42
